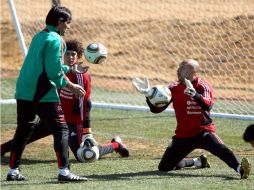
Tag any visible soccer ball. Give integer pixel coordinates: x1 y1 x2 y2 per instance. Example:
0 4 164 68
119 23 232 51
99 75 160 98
148 85 171 107
77 145 100 163
84 43 107 64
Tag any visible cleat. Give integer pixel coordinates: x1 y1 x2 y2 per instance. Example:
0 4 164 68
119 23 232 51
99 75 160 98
7 173 27 181
240 157 251 179
58 172 88 182
198 154 211 168
111 136 129 157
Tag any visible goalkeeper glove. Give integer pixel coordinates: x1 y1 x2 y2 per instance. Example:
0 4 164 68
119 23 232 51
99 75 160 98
80 134 98 148
132 77 152 97
184 78 196 97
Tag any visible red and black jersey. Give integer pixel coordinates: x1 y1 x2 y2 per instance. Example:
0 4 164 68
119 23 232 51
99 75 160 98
58 72 91 125
147 77 215 138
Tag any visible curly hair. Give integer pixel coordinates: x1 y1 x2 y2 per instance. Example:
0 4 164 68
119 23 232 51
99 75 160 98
243 124 254 142
66 39 84 59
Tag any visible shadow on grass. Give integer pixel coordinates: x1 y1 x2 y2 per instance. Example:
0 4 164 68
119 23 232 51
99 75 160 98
1 156 77 165
1 178 90 187
87 169 238 181
0 170 240 187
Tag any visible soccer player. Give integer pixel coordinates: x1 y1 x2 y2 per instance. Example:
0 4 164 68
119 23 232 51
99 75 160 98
6 6 88 182
243 124 254 148
1 40 129 161
132 59 251 179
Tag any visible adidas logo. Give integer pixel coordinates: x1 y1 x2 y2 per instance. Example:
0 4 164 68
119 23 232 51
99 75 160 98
70 132 77 136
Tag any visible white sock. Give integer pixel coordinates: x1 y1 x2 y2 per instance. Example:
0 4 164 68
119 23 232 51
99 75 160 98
8 168 19 175
236 165 241 173
193 158 201 167
59 168 70 176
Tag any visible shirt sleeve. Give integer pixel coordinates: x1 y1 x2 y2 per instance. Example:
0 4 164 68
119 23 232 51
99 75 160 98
193 79 213 111
82 73 91 129
44 37 69 89
61 64 70 74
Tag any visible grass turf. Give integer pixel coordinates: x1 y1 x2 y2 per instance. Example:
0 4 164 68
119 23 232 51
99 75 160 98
1 106 254 190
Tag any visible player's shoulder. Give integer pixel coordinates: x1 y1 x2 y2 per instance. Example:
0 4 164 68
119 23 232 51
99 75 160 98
47 32 62 42
42 33 62 50
168 81 181 90
196 77 209 83
75 72 90 82
196 77 212 90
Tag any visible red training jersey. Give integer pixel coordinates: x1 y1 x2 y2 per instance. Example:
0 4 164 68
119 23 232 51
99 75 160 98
168 77 215 137
58 72 91 125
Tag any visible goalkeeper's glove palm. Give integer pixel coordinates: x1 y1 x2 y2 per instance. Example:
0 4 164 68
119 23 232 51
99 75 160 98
80 134 98 148
132 77 152 97
184 78 196 97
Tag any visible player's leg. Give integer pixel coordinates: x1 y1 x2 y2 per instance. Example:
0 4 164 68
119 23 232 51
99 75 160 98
82 100 129 158
96 136 129 158
7 100 37 181
68 123 128 160
175 154 211 169
68 123 83 161
111 136 129 157
68 123 116 161
97 143 114 157
38 102 87 181
199 131 251 179
1 121 52 156
158 137 195 171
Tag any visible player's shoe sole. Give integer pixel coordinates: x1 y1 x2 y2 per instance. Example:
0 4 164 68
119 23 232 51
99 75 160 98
58 172 88 182
240 157 251 179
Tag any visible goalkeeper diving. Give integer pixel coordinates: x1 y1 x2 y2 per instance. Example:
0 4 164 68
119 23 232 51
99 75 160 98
132 59 251 179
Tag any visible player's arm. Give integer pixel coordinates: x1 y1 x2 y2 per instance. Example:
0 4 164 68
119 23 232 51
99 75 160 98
132 77 171 113
146 97 171 113
44 38 85 98
192 93 213 111
61 64 70 74
44 37 69 88
80 73 97 147
81 102 97 148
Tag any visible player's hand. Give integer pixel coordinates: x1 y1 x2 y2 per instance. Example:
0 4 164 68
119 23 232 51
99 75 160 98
184 78 196 97
66 82 86 98
132 77 152 97
70 63 89 74
80 134 98 148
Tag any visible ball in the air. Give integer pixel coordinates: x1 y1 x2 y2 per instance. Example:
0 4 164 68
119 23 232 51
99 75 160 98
148 85 171 107
84 43 107 64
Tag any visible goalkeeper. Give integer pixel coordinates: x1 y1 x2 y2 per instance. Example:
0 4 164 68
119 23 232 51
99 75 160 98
132 59 251 179
1 40 129 161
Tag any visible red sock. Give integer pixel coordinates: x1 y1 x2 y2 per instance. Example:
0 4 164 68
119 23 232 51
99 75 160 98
111 142 119 150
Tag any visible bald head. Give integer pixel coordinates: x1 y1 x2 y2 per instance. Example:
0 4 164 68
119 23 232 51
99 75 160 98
182 59 199 71
177 59 199 82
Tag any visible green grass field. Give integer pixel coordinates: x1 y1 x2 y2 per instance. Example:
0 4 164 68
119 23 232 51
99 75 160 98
1 105 254 190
